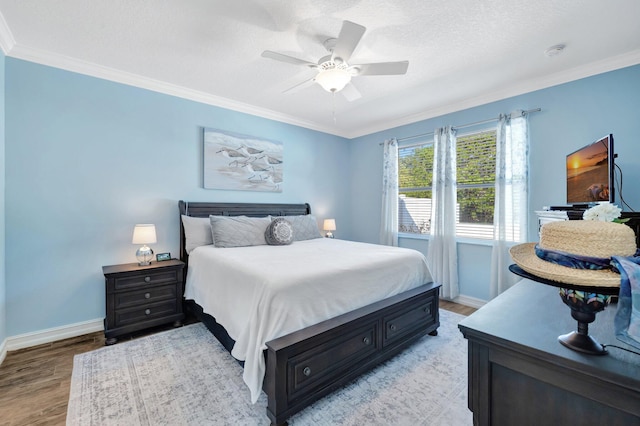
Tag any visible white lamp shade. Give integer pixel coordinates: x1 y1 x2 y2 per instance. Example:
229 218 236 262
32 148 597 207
315 69 351 93
132 224 157 244
323 219 336 231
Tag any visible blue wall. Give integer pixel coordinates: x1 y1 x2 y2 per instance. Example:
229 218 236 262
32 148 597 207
4 58 351 336
349 64 640 301
3 56 640 336
0 50 5 346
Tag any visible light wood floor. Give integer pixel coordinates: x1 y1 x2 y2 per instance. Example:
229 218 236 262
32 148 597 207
439 299 477 316
0 302 476 426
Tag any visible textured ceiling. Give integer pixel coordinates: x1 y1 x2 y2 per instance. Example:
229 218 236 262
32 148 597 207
0 0 639 138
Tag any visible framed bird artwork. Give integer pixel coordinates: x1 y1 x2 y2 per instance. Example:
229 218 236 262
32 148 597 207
203 128 283 192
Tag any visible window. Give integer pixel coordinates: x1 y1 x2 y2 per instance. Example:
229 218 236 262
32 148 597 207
456 130 496 238
398 142 433 234
398 129 497 239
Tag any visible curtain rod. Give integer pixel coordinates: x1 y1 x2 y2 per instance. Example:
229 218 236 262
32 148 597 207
382 108 541 145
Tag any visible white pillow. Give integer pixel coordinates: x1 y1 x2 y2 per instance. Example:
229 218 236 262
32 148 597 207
181 215 213 254
209 215 272 248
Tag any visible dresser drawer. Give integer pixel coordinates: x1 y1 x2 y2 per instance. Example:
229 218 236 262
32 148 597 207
113 300 178 328
113 284 178 310
383 297 436 347
112 269 179 291
287 321 379 400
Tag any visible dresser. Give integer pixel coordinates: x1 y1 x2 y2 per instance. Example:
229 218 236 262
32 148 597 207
459 280 640 426
102 259 185 345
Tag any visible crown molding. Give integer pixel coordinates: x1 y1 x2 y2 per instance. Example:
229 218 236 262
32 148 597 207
7 43 350 138
345 49 640 139
0 10 15 54
5 39 640 140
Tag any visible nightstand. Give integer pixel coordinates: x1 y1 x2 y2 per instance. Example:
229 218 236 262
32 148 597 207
102 259 185 345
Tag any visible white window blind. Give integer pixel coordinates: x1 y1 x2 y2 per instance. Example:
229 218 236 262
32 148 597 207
456 130 496 239
397 129 498 240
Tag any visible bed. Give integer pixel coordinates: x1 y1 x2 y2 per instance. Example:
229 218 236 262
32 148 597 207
179 201 441 425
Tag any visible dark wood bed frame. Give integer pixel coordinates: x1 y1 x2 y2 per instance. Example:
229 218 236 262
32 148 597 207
179 200 441 425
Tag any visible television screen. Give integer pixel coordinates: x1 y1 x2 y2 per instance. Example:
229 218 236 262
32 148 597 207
566 134 614 205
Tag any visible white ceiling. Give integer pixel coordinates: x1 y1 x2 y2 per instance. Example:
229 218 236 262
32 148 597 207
0 0 639 138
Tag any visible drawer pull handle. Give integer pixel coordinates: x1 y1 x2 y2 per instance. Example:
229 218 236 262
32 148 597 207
145 293 151 299
389 324 397 331
303 367 311 377
144 276 151 283
145 309 151 315
424 307 430 314
363 336 371 345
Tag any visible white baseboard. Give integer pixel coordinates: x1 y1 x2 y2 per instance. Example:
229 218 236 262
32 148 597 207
6 318 104 352
449 294 487 309
0 338 7 365
0 294 485 359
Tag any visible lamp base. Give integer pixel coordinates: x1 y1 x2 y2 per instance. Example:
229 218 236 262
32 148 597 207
325 232 334 238
558 331 607 355
507 265 612 357
136 245 154 266
558 308 608 356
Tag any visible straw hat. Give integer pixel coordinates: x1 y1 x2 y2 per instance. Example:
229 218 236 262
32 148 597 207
509 220 637 287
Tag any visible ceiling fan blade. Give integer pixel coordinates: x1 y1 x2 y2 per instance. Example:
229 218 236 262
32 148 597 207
331 21 366 63
282 76 316 94
261 50 317 68
340 83 362 102
353 61 409 76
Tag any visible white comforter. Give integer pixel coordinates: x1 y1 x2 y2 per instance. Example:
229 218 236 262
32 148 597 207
184 238 432 403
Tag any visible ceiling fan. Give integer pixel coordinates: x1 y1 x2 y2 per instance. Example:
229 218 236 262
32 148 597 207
261 20 409 101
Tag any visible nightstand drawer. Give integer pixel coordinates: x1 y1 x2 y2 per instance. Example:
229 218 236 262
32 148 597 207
114 284 178 309
114 300 178 328
113 269 179 291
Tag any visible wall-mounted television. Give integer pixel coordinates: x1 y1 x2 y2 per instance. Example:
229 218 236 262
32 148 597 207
566 134 614 205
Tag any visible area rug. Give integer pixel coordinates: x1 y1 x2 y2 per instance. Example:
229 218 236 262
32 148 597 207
67 309 471 425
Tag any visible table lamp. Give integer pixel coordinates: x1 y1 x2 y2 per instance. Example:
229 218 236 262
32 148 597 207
132 224 157 265
323 219 336 238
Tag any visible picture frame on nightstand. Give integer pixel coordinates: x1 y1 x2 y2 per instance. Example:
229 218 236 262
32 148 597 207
156 252 171 261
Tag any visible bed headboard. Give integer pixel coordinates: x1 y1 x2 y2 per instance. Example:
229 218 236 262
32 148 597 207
178 200 311 267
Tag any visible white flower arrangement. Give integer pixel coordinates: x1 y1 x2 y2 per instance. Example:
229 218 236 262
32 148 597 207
582 202 625 223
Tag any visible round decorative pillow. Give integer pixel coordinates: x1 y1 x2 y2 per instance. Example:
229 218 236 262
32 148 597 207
265 218 294 245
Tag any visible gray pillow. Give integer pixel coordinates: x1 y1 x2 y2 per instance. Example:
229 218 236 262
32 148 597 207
209 215 272 248
181 215 213 254
265 218 294 245
280 215 322 241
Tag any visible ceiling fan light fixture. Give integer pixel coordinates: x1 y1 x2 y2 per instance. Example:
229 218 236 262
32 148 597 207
315 68 351 93
262 20 408 99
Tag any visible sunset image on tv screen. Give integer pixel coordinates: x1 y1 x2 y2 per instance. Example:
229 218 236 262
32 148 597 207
566 139 609 203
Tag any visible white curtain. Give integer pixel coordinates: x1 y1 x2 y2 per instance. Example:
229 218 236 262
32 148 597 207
380 138 399 246
426 126 459 300
490 112 529 299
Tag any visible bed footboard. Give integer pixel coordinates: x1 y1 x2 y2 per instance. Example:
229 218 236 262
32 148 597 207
263 282 441 425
